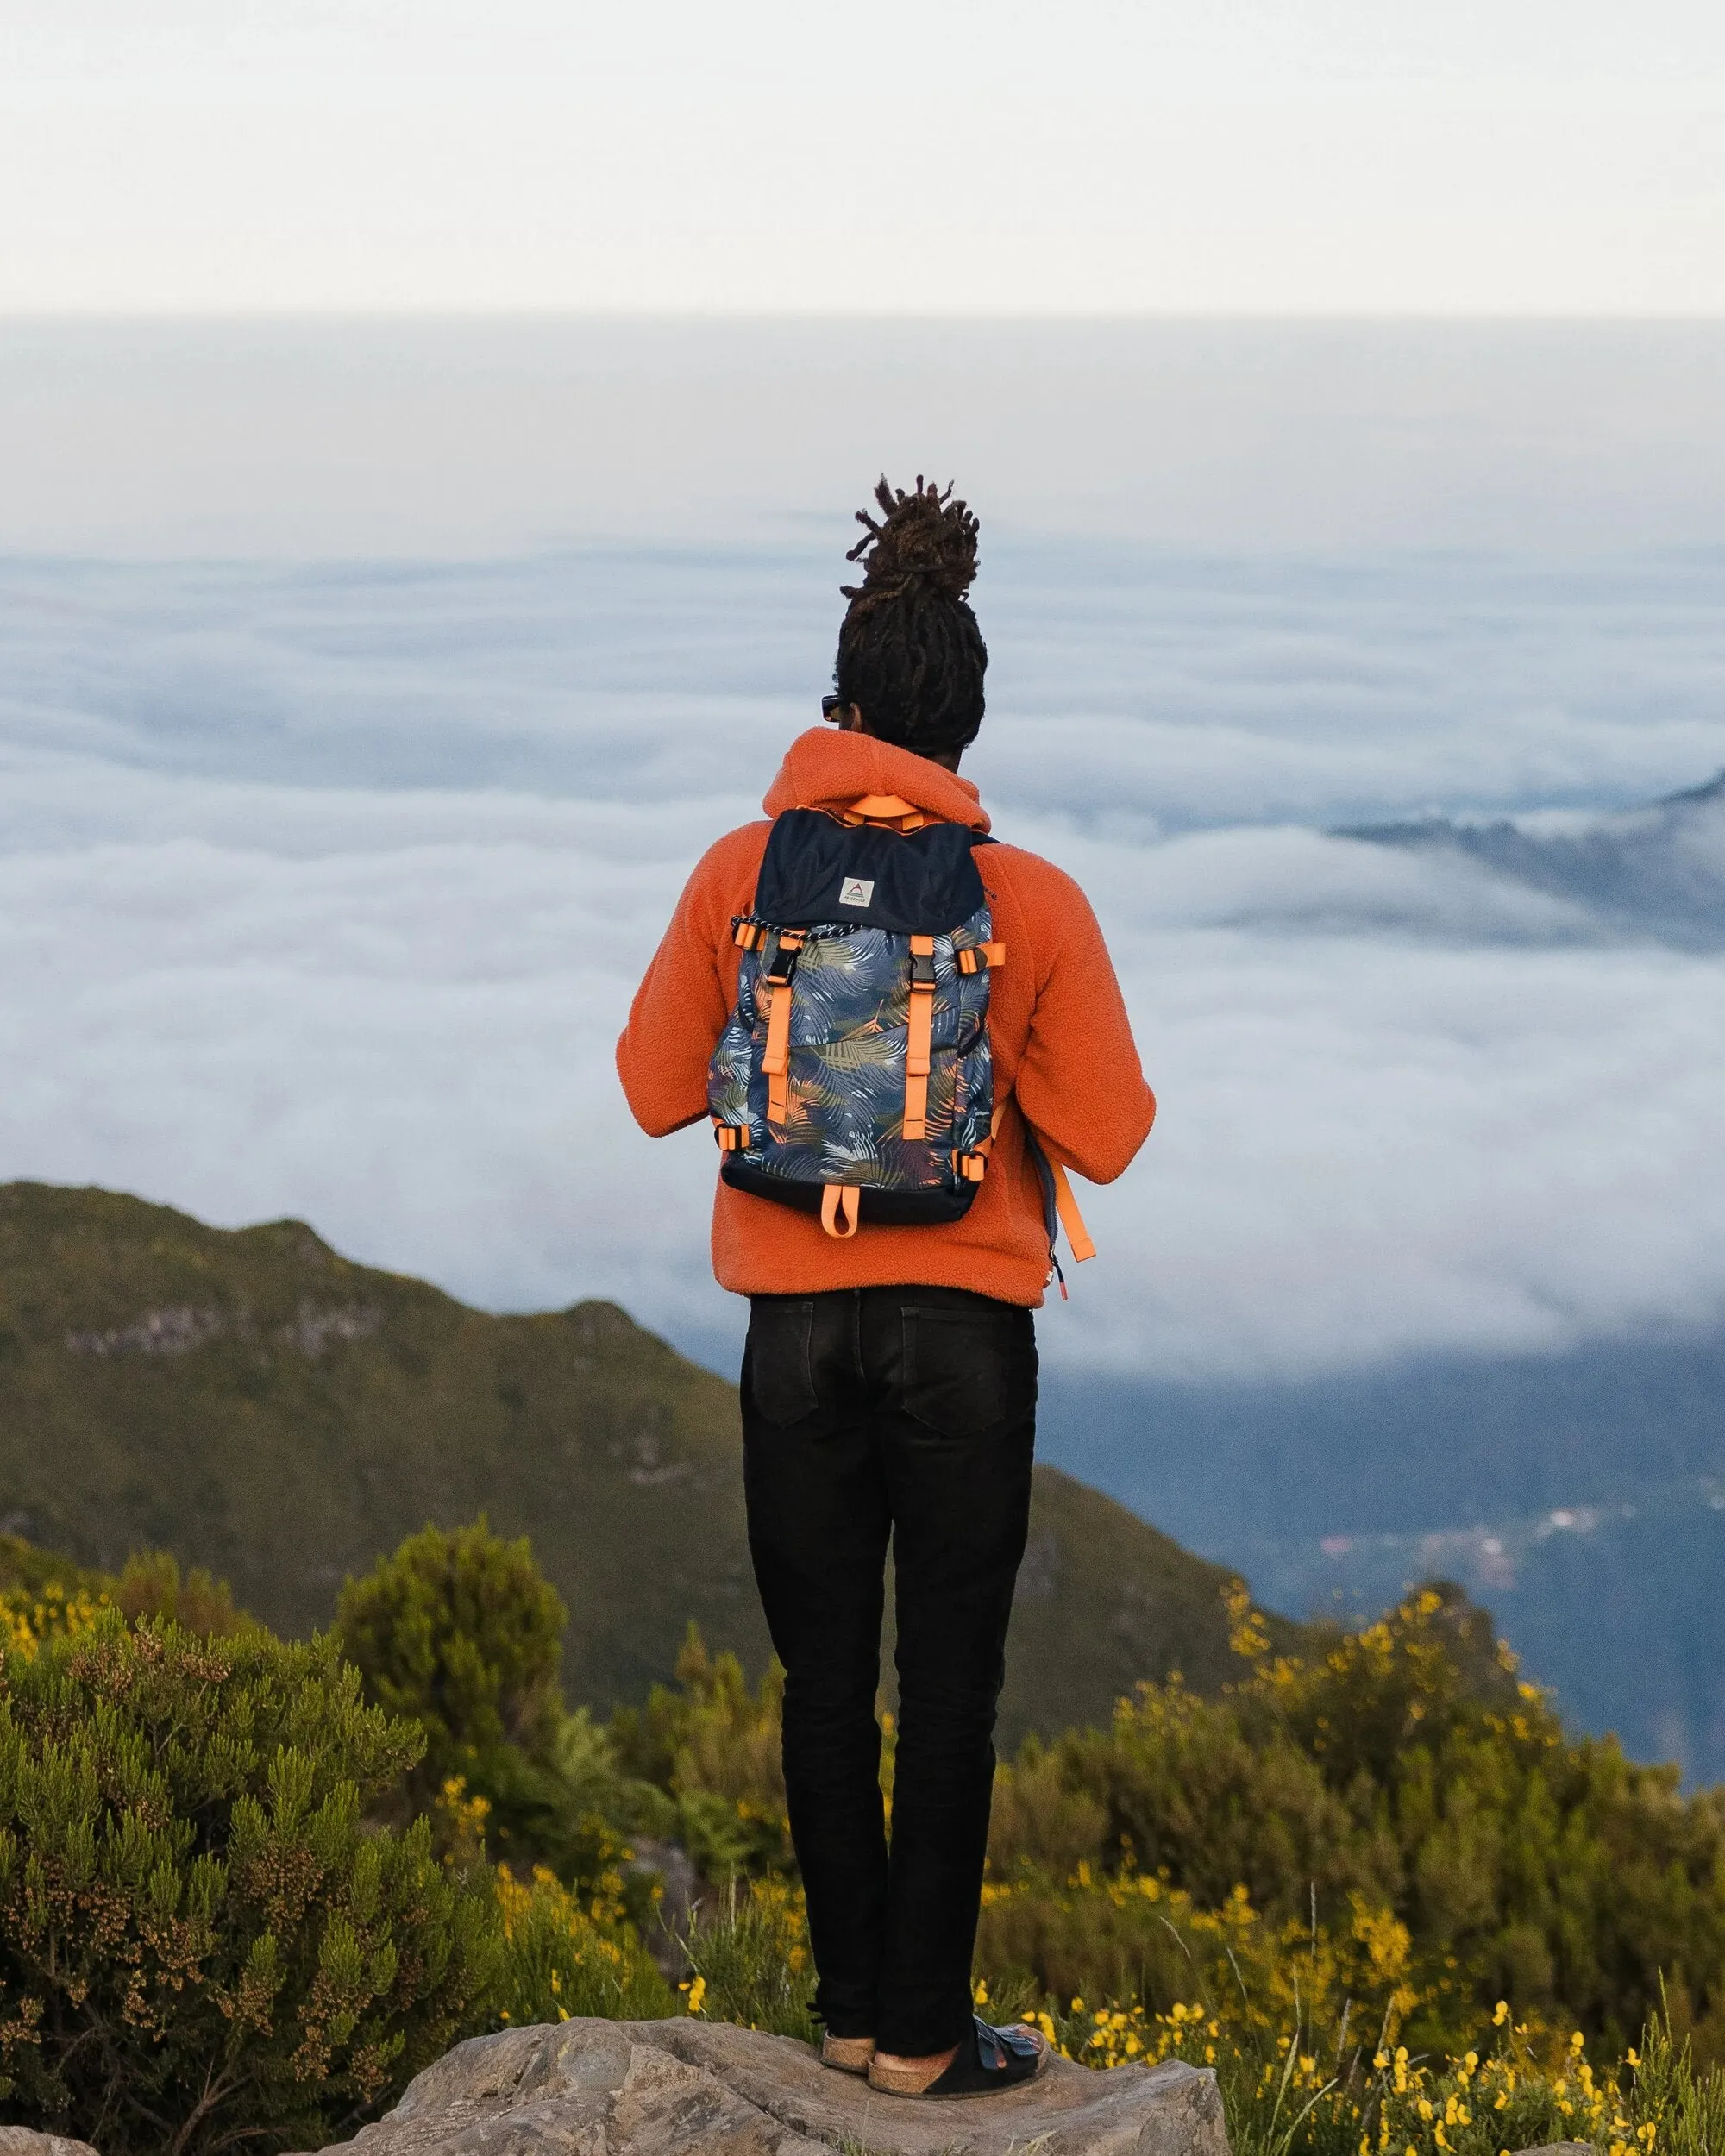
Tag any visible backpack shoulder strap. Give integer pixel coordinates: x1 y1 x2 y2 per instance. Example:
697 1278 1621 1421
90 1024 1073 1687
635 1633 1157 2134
1013 1111 1098 1296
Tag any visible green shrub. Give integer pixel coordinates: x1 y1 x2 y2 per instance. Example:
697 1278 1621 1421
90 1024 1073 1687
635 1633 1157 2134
610 1628 796 1879
111 1550 254 1638
1618 2005 1725 2156
0 1533 110 1606
336 1519 567 1771
0 1612 498 2155
680 1877 817 2044
988 1585 1725 2057
493 1861 676 2027
0 1534 254 1645
336 1519 609 1880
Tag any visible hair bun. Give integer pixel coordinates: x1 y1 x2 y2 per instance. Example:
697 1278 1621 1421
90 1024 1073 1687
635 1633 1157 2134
840 476 979 608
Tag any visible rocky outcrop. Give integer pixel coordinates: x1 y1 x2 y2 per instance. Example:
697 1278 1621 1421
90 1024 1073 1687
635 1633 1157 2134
0 2132 102 2155
299 2015 1233 2155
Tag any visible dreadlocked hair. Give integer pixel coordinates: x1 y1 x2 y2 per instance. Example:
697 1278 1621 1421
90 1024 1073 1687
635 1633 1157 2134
834 475 987 756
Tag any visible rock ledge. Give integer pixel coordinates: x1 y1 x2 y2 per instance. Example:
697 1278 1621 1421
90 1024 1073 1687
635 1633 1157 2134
304 2016 1232 2156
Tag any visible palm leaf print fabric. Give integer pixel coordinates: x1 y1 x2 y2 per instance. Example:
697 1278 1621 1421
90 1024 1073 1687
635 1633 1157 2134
709 907 994 1196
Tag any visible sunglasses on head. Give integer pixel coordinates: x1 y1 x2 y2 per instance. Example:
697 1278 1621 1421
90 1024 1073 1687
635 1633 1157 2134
820 693 844 718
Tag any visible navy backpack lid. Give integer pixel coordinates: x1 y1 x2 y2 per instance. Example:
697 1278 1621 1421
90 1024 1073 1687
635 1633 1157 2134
752 808 992 936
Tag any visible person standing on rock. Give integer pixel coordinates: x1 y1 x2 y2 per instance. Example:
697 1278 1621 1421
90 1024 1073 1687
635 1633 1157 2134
618 477 1155 2098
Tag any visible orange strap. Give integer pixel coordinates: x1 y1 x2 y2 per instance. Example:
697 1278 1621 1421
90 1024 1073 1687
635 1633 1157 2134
761 981 793 1124
759 930 805 1126
820 1184 861 1238
903 934 936 1141
998 1095 1098 1268
712 1122 750 1151
1050 1160 1096 1263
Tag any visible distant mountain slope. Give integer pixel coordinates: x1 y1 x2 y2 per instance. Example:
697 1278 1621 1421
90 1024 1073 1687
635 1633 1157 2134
1342 769 1725 945
1039 1340 1725 1783
0 1181 1303 1744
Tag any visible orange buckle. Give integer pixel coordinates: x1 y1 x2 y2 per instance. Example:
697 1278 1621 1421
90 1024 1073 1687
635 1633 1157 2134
713 1123 750 1152
957 940 1007 976
951 1150 988 1182
732 918 766 950
819 1184 861 1238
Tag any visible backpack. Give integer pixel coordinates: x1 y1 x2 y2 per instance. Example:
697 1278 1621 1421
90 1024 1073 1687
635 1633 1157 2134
706 796 1094 1282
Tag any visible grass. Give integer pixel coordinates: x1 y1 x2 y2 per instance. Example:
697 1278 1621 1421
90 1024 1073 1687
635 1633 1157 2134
680 1877 819 2046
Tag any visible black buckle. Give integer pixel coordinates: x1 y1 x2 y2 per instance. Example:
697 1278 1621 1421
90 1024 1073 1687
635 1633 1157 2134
909 948 938 987
762 928 805 987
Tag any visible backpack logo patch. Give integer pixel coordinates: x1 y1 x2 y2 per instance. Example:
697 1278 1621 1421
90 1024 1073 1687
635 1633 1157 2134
838 876 875 908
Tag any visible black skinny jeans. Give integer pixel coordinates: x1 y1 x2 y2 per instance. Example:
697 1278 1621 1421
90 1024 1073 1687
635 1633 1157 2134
741 1283 1037 2058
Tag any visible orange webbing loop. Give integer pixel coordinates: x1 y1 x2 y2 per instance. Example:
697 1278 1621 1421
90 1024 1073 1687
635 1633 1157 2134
713 1123 750 1152
732 919 765 950
903 934 936 1141
1050 1160 1096 1263
839 793 932 831
820 1184 861 1238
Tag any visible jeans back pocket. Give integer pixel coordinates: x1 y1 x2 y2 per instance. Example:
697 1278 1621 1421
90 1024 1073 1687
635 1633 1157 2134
901 1305 1034 1437
745 1297 819 1426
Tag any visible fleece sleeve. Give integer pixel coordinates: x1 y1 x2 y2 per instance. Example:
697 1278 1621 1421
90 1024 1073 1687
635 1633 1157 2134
615 826 761 1138
1010 865 1156 1185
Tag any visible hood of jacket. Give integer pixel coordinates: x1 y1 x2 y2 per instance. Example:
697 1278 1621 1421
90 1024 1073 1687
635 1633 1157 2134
762 727 992 835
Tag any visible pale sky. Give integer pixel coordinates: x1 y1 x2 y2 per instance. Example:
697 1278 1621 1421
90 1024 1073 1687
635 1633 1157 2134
3 0 1724 313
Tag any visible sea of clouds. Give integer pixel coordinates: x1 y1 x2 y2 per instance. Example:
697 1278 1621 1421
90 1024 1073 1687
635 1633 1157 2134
5 530 1723 1385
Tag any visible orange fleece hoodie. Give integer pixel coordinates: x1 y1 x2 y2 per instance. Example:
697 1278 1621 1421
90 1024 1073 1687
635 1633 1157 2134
616 728 1156 1307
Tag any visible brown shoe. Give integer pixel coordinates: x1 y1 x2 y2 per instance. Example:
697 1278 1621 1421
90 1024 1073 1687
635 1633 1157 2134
820 2034 877 2074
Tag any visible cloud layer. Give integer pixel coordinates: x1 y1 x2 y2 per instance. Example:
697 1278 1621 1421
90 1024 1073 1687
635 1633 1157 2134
3 546 1724 1383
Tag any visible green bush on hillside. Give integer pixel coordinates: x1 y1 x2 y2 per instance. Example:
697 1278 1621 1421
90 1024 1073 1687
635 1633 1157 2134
0 1612 497 2155
336 1518 566 1768
678 1877 816 2044
336 1518 621 1883
110 1549 254 1637
493 1861 676 2028
0 1539 252 1662
610 1626 796 1881
981 1583 1725 2058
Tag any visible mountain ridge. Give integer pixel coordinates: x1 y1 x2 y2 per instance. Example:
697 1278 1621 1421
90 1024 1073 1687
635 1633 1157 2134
1339 767 1725 946
0 1179 1307 1745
